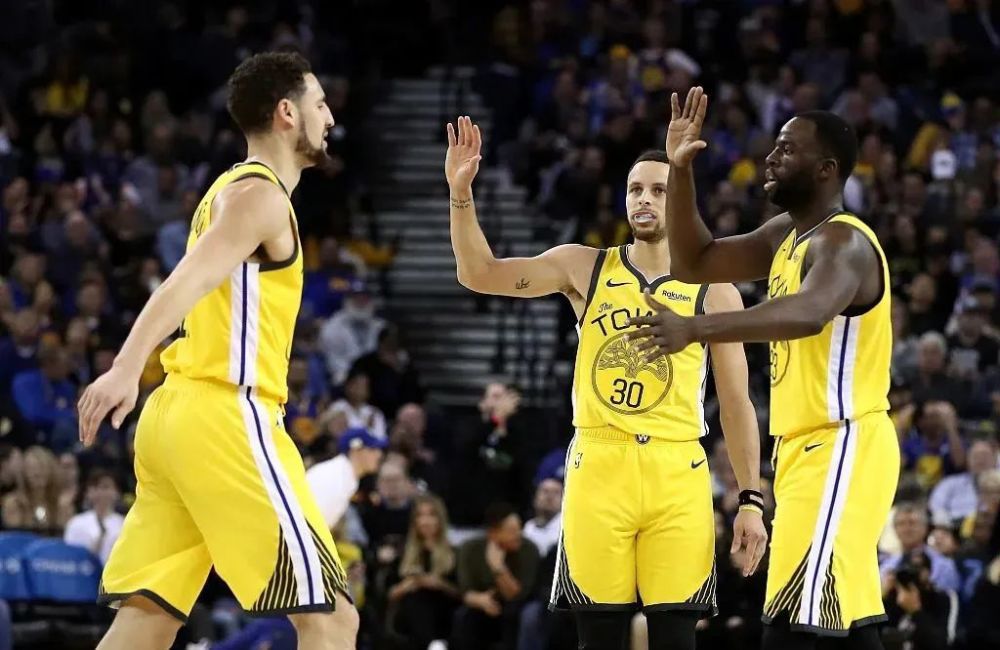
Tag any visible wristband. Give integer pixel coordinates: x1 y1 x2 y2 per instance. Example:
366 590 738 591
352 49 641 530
739 504 763 516
739 489 764 509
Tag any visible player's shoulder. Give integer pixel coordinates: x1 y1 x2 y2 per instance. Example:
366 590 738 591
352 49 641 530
704 282 744 312
211 177 289 235
547 243 601 262
808 217 879 265
215 176 287 213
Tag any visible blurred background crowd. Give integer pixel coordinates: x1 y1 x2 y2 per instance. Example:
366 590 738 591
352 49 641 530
0 1 999 649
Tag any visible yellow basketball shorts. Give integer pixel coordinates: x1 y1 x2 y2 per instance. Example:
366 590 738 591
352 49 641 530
99 375 348 621
763 412 899 636
549 427 716 614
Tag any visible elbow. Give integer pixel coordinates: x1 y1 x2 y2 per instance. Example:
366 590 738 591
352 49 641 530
456 262 493 293
801 317 826 336
456 269 481 292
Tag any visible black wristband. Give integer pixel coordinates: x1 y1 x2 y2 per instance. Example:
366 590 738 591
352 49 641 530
739 489 765 508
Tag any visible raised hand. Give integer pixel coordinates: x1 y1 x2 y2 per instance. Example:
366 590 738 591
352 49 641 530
445 115 483 191
665 86 708 168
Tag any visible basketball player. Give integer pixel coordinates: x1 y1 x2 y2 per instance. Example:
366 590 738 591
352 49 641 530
77 53 357 650
445 116 767 650
629 88 899 649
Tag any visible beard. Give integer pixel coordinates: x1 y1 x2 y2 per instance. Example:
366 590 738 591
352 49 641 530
295 120 332 171
768 169 818 211
630 221 666 243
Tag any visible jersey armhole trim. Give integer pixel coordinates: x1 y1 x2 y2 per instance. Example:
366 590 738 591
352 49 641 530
578 249 608 326
840 237 885 317
259 210 300 272
227 172 300 272
694 284 710 316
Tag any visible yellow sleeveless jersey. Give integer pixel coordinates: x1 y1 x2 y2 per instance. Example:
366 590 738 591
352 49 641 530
767 212 891 437
572 245 710 441
160 162 302 404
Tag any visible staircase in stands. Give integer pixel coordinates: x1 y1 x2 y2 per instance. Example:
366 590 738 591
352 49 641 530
365 67 564 408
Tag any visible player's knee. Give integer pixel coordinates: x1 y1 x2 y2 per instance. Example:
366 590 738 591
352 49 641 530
100 596 183 649
290 604 359 650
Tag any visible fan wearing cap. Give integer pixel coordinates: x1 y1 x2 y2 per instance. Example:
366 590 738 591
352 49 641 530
319 278 386 385
306 428 387 531
946 295 1000 380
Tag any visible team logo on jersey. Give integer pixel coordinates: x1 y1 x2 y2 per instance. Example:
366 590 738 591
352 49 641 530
574 452 582 469
591 332 673 415
768 275 791 387
770 340 790 387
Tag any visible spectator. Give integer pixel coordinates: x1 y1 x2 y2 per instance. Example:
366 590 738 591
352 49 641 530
63 469 123 563
0 308 39 392
387 494 461 650
522 478 562 558
449 383 542 528
906 333 968 411
11 344 77 449
788 18 848 100
0 445 74 533
319 280 384 385
881 549 959 649
930 439 999 526
350 324 424 419
284 355 329 450
0 447 22 500
359 459 415 600
389 403 447 495
301 236 366 320
882 502 962 594
948 295 1000 380
306 427 386 532
901 400 968 489
320 369 387 441
452 502 540 650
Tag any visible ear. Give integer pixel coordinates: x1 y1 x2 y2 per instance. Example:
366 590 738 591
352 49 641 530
818 157 838 181
275 97 297 130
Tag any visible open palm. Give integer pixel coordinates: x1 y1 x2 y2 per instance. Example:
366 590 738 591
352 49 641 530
445 115 482 190
665 86 708 168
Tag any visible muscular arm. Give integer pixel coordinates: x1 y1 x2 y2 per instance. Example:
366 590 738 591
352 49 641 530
112 181 288 376
666 162 790 284
691 223 876 344
449 188 597 299
706 284 761 492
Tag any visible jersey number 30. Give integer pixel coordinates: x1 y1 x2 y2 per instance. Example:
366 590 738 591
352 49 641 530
609 379 644 408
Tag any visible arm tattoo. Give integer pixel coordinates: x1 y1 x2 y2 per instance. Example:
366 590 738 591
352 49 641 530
515 278 531 290
450 197 472 209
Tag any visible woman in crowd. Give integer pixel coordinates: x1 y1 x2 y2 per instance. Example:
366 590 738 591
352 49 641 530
1 446 75 533
387 494 461 650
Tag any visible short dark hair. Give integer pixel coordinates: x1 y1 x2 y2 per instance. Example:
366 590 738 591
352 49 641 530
630 149 670 170
794 111 858 183
226 52 312 135
484 502 517 529
87 468 118 489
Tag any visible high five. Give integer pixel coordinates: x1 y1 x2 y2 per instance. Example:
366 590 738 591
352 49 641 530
632 88 899 650
446 115 767 650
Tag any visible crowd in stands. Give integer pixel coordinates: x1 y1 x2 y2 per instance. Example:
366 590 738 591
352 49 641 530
0 1 999 649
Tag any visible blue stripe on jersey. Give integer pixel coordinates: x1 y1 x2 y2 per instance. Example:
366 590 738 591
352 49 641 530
835 318 852 420
245 386 315 604
239 263 248 385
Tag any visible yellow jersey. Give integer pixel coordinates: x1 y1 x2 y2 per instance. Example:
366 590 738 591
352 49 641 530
572 245 710 441
160 162 302 404
767 212 891 437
